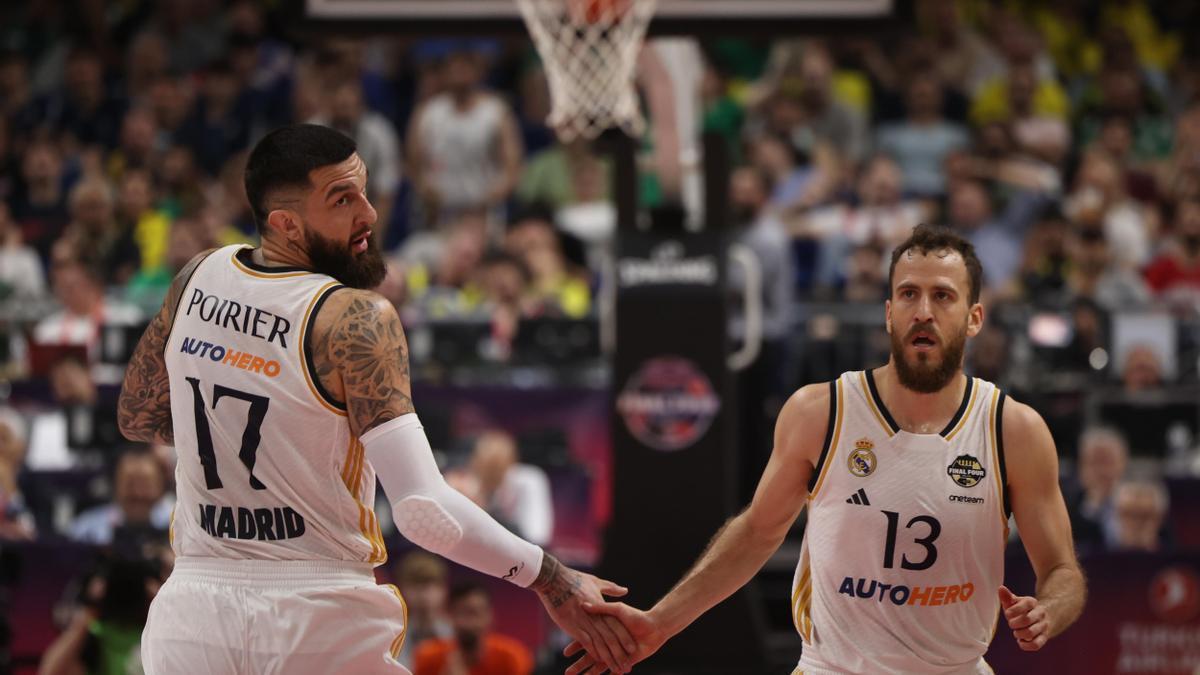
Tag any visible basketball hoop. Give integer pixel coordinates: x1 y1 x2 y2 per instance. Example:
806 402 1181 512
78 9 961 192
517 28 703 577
516 0 657 142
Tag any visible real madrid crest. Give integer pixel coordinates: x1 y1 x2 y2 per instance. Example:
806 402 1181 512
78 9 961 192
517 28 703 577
848 438 877 477
947 454 986 487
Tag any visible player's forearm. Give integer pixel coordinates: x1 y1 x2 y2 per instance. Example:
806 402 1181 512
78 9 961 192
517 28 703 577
117 319 174 445
649 511 782 639
1036 562 1087 638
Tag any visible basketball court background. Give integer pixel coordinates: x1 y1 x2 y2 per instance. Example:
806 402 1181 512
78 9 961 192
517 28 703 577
2 0 1199 673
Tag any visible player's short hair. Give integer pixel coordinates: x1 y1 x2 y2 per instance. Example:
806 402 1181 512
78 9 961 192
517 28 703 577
888 223 983 305
243 124 357 234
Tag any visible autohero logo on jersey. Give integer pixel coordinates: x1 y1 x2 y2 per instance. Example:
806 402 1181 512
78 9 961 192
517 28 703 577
947 454 986 487
617 356 721 451
179 336 282 378
837 576 977 608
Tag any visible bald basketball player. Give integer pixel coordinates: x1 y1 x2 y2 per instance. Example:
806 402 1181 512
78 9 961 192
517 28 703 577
569 225 1086 674
118 124 635 674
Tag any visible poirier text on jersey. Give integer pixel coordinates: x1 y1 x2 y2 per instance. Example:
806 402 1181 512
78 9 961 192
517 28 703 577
185 287 292 348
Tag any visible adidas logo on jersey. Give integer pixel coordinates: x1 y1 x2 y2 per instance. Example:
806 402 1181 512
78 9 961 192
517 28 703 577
845 488 871 505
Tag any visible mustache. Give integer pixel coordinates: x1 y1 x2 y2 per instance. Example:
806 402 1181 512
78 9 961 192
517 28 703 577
904 322 942 341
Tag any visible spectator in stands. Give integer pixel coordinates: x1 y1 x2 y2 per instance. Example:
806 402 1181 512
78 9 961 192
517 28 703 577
504 209 590 318
1121 344 1165 393
517 139 611 215
1144 199 1200 302
10 138 69 259
792 43 869 167
1065 151 1152 271
1077 62 1174 163
413 583 534 675
874 70 970 197
476 252 534 359
1154 105 1200 202
312 81 401 240
1064 224 1151 311
946 179 1022 296
1017 206 1071 304
106 106 160 182
447 430 553 546
43 46 127 150
69 448 171 546
0 407 35 540
841 243 887 302
746 132 831 213
125 31 172 103
916 0 1004 95
1111 479 1171 553
177 58 253 177
126 214 214 307
146 74 194 143
0 200 46 299
114 168 171 277
407 45 523 229
797 155 931 288
39 547 169 675
64 177 140 286
401 213 489 319
32 244 143 385
393 552 453 669
1064 426 1129 554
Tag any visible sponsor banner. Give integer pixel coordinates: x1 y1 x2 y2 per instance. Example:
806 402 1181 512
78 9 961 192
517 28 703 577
986 548 1200 674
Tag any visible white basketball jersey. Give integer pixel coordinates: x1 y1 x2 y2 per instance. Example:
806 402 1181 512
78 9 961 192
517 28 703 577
793 370 1008 675
164 245 386 564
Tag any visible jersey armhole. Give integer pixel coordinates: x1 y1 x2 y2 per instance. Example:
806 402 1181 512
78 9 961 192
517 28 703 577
302 283 348 413
996 392 1010 519
162 248 217 357
807 379 840 495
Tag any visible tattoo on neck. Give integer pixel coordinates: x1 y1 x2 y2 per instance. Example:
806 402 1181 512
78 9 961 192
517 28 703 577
530 554 580 608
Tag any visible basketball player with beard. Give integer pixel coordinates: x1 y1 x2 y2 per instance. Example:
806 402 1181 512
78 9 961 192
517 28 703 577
568 225 1086 674
118 125 636 674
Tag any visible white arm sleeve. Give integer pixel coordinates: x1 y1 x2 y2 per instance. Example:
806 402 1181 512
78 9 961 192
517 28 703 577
361 414 544 587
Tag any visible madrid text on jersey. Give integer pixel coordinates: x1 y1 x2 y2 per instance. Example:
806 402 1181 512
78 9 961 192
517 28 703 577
184 287 293 348
198 503 307 541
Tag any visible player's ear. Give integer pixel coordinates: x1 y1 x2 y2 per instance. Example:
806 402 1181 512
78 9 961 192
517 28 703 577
966 301 984 337
265 208 303 243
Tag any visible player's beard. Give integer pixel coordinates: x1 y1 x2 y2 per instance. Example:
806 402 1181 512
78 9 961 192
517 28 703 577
304 226 386 289
890 318 967 394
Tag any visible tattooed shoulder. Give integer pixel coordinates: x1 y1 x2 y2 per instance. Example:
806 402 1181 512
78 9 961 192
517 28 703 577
310 289 415 437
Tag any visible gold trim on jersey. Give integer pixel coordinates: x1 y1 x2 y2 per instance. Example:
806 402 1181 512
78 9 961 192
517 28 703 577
298 281 349 417
343 437 388 563
385 583 409 659
858 371 896 438
987 389 1011 539
943 378 980 441
230 247 314 279
168 505 175 545
809 378 844 501
792 561 814 642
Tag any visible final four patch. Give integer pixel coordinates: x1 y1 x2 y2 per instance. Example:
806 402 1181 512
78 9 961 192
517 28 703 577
947 454 986 488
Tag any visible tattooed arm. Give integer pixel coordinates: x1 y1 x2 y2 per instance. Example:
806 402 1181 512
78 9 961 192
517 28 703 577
312 290 637 673
308 289 414 437
118 251 213 445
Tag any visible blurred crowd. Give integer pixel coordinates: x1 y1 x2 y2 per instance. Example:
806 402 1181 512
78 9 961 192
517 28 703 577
1 0 1200 672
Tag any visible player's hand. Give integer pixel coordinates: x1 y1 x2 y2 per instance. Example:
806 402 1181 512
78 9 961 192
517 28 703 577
564 602 666 675
533 561 636 674
999 585 1050 651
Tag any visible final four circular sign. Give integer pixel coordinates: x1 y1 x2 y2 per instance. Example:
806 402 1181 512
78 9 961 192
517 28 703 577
617 356 721 452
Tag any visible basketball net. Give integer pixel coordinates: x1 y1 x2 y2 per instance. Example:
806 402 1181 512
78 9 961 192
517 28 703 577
516 0 658 142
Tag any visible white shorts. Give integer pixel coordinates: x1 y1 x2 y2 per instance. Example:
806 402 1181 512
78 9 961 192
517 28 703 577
141 557 411 675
